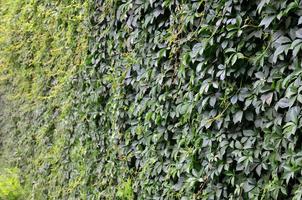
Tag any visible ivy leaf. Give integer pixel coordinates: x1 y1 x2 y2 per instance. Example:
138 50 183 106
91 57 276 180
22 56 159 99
273 44 290 63
260 16 275 29
293 44 302 57
256 165 262 176
233 111 243 124
261 92 273 105
299 17 302 25
285 106 300 123
277 98 290 109
257 0 270 13
276 36 291 44
296 29 302 39
231 95 238 105
243 179 256 192
173 176 184 191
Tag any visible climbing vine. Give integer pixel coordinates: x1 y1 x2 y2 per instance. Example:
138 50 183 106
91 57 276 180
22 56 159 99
2 0 302 199
86 0 302 199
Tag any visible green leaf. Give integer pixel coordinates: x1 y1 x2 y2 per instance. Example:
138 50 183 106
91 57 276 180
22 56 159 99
233 111 243 124
259 16 275 29
243 179 256 192
273 44 290 63
277 98 290 108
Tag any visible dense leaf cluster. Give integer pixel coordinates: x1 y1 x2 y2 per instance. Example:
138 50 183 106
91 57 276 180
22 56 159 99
83 0 302 199
0 0 90 199
2 0 302 199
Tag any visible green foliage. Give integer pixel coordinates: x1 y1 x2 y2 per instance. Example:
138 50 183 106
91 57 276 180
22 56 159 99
117 179 134 200
2 0 302 199
0 167 29 200
0 168 25 200
0 0 90 199
0 169 22 200
85 0 302 199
